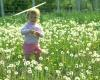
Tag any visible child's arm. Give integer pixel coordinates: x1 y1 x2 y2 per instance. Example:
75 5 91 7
21 27 33 35
21 27 30 35
34 27 44 37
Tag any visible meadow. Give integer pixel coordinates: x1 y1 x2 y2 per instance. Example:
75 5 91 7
0 12 100 80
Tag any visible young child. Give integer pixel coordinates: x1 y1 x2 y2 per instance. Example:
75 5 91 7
21 8 44 62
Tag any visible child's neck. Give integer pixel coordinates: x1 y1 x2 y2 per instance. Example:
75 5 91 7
29 21 37 24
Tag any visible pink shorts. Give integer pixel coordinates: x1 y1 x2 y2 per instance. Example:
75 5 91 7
23 43 42 55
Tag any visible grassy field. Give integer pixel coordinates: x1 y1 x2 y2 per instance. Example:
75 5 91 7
0 12 100 80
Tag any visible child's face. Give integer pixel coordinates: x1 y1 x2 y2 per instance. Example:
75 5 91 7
28 13 37 22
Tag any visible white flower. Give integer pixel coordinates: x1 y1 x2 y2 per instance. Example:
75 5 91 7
59 63 64 67
42 49 48 54
56 70 61 74
39 57 43 61
7 64 16 68
14 71 18 75
75 76 80 80
35 64 42 71
44 66 48 71
63 76 71 80
18 55 22 58
86 70 92 75
70 53 74 57
80 73 86 79
86 47 89 51
27 67 32 74
75 64 79 68
0 60 5 66
31 60 38 65
24 61 30 66
88 66 92 69
4 78 9 80
7 70 11 74
87 43 91 47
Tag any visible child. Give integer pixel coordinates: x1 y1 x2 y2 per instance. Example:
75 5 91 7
21 8 44 62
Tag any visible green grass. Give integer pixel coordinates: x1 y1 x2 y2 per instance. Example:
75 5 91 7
0 12 100 80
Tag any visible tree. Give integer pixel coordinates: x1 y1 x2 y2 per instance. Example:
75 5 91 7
76 0 82 11
56 0 60 13
90 0 98 11
0 0 4 16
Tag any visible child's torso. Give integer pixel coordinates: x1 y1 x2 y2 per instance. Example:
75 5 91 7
24 22 40 44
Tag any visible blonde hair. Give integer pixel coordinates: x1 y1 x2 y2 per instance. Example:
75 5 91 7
27 8 40 23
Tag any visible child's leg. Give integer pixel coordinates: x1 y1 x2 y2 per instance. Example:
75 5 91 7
34 53 40 63
24 53 31 61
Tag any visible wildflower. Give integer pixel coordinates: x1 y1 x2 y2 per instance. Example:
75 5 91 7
4 78 9 80
86 47 89 51
24 61 30 66
86 70 92 75
87 43 91 47
31 60 38 65
35 63 42 71
70 53 74 57
80 73 86 80
63 76 71 80
59 63 64 67
75 76 80 80
18 55 22 58
56 70 61 75
88 66 92 69
14 71 18 75
44 66 48 71
7 64 16 68
39 57 43 61
7 70 11 74
0 60 5 66
27 67 32 74
75 64 79 68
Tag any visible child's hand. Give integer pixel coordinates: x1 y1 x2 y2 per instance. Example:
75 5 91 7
30 30 40 37
34 31 40 37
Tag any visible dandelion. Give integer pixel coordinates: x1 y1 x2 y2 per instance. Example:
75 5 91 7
70 53 74 57
24 61 30 66
80 73 86 80
0 60 5 66
88 66 92 69
31 60 38 65
86 70 92 75
14 71 18 75
87 43 91 47
42 49 48 54
69 71 73 76
61 51 64 54
44 66 48 71
4 78 9 80
86 47 89 51
18 55 22 58
7 70 11 74
75 76 80 80
63 76 71 80
59 62 64 67
35 63 43 71
74 54 78 58
75 64 79 68
7 64 16 68
39 56 43 61
27 67 32 74
56 70 61 75
51 52 54 55
15 61 20 66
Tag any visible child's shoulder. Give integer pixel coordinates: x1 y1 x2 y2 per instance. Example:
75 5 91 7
35 23 42 28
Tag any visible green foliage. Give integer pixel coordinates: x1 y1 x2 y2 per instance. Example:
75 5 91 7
0 12 100 80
